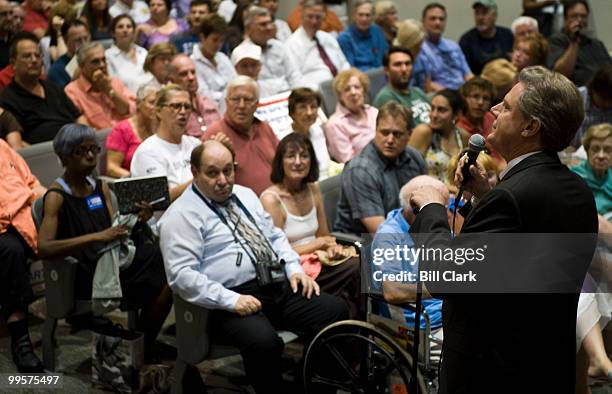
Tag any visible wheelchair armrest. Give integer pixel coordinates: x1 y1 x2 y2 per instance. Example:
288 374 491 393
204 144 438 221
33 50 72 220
368 292 423 313
173 295 212 365
331 232 362 248
43 256 79 318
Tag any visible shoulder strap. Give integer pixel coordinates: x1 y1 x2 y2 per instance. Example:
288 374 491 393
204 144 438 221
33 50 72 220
55 177 72 194
261 190 289 215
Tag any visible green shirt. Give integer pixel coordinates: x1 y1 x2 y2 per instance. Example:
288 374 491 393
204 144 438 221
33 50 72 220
373 85 431 128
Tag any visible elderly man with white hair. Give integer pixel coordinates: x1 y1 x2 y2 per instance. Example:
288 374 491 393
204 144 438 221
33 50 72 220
203 75 279 195
510 16 538 38
371 175 446 331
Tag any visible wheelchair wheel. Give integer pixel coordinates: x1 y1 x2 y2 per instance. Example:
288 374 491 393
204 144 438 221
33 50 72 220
303 319 428 394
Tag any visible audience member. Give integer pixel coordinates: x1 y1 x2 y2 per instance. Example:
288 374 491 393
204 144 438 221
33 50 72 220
105 15 149 94
158 139 347 394
510 15 538 39
521 0 561 37
374 47 431 130
285 0 349 89
106 84 157 178
287 0 343 34
334 101 426 236
374 1 397 46
0 1 16 69
203 75 278 196
287 88 330 179
258 0 290 41
171 0 211 54
22 0 48 39
0 106 23 149
410 89 469 181
231 40 262 82
192 13 235 106
324 68 377 163
0 33 84 144
481 58 517 103
456 77 495 137
372 175 444 330
393 18 424 59
571 124 612 217
38 123 173 362
0 138 45 373
337 0 388 71
168 54 220 138
261 133 361 318
40 0 77 69
511 31 549 72
109 0 150 24
47 20 90 89
142 42 177 89
238 6 302 97
223 1 250 53
573 65 612 147
547 0 611 87
80 0 112 41
65 42 136 130
459 0 513 75
137 0 188 49
131 85 201 200
413 2 473 92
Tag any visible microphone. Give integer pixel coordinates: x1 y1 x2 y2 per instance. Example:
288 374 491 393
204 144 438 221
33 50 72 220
460 134 486 186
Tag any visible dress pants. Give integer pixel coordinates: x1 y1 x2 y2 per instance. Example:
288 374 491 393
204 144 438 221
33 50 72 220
208 279 348 393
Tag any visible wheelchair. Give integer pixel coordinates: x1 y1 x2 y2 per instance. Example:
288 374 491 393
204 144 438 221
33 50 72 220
302 238 442 394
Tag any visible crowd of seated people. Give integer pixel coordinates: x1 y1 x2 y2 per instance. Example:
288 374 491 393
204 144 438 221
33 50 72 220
1 0 611 391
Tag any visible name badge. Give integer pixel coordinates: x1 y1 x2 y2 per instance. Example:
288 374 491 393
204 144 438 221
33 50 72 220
86 194 104 211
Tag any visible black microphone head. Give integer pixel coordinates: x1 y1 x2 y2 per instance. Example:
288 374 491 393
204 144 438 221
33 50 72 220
468 134 486 152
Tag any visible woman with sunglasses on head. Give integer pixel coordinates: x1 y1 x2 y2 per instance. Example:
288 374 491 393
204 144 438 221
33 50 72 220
37 123 172 362
130 84 201 201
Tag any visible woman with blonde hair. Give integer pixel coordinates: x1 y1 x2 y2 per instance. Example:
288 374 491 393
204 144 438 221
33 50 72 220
143 42 177 88
511 32 549 72
374 1 398 46
324 68 378 163
481 58 518 104
393 18 425 59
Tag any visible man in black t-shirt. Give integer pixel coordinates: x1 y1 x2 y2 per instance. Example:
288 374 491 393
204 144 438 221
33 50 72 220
0 33 86 144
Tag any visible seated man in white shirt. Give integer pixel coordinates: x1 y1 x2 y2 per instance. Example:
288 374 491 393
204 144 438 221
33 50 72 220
285 0 350 88
158 140 348 393
235 6 303 96
257 0 291 41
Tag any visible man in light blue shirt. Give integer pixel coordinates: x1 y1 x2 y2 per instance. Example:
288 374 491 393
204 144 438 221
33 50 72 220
371 175 446 330
158 140 347 393
412 3 473 92
337 0 388 71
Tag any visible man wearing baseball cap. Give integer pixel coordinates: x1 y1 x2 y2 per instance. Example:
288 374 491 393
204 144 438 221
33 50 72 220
459 0 514 74
231 41 265 94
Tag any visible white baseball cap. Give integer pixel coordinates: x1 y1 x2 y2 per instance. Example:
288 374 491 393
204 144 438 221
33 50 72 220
231 42 262 66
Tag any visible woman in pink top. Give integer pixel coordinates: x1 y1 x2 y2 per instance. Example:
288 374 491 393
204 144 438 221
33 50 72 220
106 84 158 178
324 68 378 163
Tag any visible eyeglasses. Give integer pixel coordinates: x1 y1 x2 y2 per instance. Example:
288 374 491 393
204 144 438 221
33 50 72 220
163 102 193 112
228 96 257 105
72 145 101 156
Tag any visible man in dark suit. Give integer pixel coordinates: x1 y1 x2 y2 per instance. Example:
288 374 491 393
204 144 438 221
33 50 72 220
409 66 598 393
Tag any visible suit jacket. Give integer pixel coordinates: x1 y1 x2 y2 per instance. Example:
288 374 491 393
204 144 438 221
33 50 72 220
411 152 598 394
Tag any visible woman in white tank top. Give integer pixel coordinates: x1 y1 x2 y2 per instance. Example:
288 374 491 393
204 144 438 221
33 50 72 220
261 133 361 318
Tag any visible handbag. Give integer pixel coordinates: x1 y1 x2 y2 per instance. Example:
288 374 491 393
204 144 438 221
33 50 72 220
92 324 144 394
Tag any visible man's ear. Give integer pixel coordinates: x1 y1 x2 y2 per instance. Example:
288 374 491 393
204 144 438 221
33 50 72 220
521 117 541 138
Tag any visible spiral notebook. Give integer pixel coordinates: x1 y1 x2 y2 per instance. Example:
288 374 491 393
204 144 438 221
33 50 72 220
110 175 170 214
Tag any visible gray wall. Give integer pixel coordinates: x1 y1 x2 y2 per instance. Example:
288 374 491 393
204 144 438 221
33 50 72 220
277 0 612 50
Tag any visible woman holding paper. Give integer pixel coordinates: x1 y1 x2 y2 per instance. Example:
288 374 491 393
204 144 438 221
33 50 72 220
38 124 172 362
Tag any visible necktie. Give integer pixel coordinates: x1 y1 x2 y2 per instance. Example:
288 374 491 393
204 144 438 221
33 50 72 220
314 35 338 77
223 201 275 263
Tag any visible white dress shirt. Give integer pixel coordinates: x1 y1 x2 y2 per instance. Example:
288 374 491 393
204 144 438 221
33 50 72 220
499 151 542 180
285 27 350 89
109 0 150 24
158 184 303 310
242 37 303 96
105 44 150 94
274 19 291 42
192 45 236 106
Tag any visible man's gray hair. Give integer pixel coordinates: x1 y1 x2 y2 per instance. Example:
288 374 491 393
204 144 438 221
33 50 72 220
136 83 159 102
76 41 103 66
398 175 449 211
517 66 584 152
53 123 97 164
510 16 538 35
244 5 270 28
302 0 324 10
227 75 260 99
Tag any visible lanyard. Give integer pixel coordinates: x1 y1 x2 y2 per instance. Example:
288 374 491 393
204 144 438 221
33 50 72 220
191 185 279 262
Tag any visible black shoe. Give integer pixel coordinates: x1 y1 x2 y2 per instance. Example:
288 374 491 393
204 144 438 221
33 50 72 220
11 334 44 373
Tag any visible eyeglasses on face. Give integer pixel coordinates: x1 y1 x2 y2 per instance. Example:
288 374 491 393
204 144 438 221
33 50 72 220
72 145 101 156
163 102 193 112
